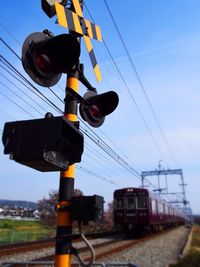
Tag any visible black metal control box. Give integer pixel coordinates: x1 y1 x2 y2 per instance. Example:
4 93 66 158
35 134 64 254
71 195 104 225
2 116 84 172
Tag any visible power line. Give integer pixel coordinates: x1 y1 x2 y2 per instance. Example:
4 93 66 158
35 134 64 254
0 37 21 61
0 55 63 114
0 90 35 118
0 22 21 46
1 37 65 108
80 125 141 180
77 165 122 187
0 79 44 117
103 0 177 166
84 2 169 167
0 69 47 114
0 64 50 113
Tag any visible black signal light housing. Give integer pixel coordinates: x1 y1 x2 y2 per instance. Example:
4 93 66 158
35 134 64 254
22 31 80 87
79 90 119 127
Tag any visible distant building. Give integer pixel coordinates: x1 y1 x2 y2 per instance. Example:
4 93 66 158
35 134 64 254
0 208 4 214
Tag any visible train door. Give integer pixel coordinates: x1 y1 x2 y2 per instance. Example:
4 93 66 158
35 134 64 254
113 196 124 226
124 193 137 224
136 193 149 225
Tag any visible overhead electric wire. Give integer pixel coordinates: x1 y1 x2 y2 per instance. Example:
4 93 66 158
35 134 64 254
0 55 63 114
0 37 21 61
0 108 16 120
81 125 141 180
0 78 44 117
85 141 120 169
103 40 169 164
0 90 35 118
84 141 134 178
77 165 122 187
103 0 177 166
84 2 169 167
0 22 21 46
1 37 65 109
0 64 50 114
0 70 47 114
83 151 121 178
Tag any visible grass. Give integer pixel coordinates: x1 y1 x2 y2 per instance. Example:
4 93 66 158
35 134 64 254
0 219 41 229
0 219 55 244
169 225 200 267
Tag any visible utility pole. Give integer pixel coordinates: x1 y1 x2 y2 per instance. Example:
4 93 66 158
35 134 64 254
55 71 79 267
141 167 189 210
157 160 162 193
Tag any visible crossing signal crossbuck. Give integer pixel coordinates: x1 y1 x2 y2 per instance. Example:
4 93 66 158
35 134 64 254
42 0 102 82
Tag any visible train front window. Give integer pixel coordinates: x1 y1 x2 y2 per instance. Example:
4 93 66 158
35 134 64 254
137 196 148 209
115 198 124 209
126 196 135 209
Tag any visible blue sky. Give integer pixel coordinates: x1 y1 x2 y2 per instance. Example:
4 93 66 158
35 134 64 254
0 1 200 214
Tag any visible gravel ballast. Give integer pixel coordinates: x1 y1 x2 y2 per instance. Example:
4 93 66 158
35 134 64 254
101 226 190 267
0 226 190 267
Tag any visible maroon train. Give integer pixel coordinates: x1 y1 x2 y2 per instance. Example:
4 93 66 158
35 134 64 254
113 187 187 233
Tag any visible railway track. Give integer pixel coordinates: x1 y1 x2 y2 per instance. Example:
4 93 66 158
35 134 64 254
0 238 55 257
1 226 190 267
35 227 182 262
0 226 190 267
0 231 118 258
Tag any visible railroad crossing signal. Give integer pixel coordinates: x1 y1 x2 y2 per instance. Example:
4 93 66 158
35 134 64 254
55 0 102 83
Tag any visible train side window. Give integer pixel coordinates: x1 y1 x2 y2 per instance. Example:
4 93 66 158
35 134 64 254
115 198 124 209
158 202 164 213
126 196 135 209
151 199 157 212
137 196 148 209
163 204 165 214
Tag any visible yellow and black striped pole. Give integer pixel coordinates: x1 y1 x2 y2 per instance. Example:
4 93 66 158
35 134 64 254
55 72 79 267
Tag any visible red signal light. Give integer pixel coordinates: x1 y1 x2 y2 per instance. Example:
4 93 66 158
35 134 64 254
88 105 101 122
35 53 52 74
22 31 80 87
79 91 119 128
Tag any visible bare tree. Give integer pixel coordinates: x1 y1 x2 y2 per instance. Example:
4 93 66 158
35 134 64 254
103 201 114 230
37 189 83 226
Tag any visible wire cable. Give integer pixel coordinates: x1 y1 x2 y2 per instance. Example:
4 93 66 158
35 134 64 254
103 0 177 166
0 55 63 114
0 90 35 118
0 70 47 114
0 79 44 117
